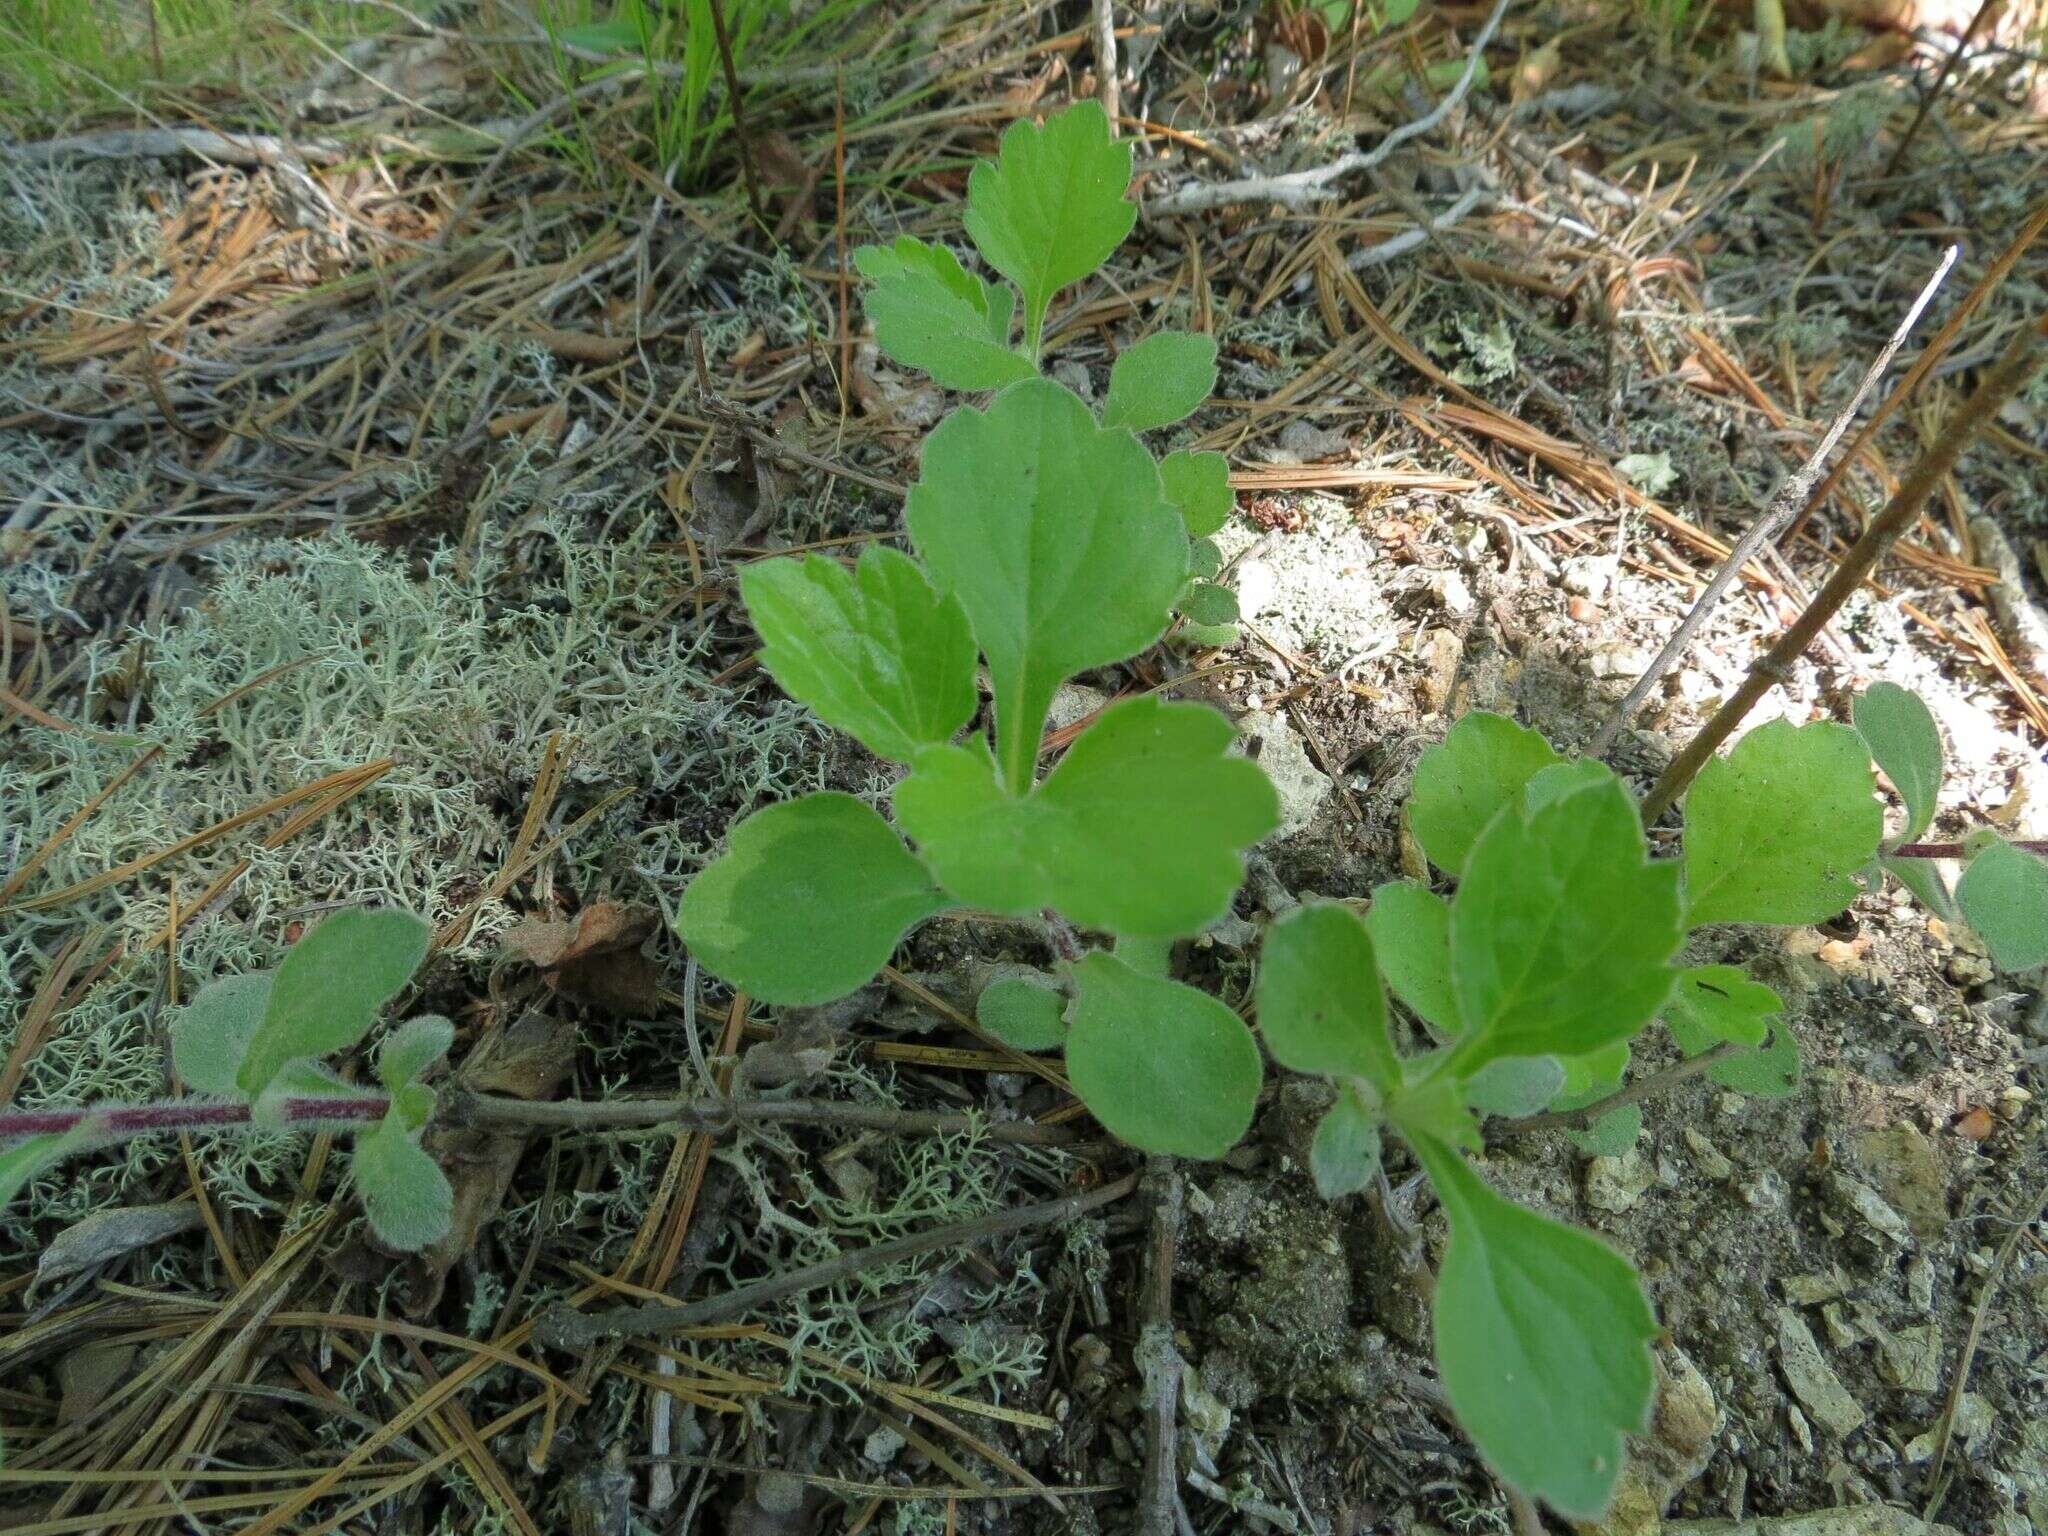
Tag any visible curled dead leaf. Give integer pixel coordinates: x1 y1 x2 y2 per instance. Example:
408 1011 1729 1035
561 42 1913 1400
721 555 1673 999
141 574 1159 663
504 900 661 1017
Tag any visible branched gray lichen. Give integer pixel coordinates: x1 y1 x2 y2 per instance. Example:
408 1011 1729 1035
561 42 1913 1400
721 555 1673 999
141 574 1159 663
1 512 829 1259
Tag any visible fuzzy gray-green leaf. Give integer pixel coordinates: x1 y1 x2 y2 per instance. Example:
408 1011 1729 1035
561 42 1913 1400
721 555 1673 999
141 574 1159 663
1311 1087 1384 1199
976 973 1068 1051
1066 953 1261 1158
1102 332 1217 432
1 1127 91 1217
679 792 951 1005
1956 838 2048 971
1853 683 1943 846
379 1015 455 1094
236 909 431 1100
352 1116 453 1252
170 971 273 1097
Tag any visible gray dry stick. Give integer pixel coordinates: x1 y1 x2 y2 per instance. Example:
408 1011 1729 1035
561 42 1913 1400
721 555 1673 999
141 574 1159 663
538 1172 1139 1349
1644 311 2048 820
1144 0 1511 217
1591 246 1958 756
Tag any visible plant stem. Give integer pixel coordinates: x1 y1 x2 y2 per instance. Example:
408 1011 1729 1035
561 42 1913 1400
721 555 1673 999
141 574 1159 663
0 1096 385 1143
1642 313 2048 822
1592 247 1956 756
1881 0 2001 179
703 0 766 228
1893 839 2048 860
1499 1042 1740 1136
1135 1157 1186 1536
538 1172 1140 1349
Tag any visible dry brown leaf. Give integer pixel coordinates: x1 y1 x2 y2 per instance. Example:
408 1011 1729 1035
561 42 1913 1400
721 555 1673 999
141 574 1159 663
504 901 661 1016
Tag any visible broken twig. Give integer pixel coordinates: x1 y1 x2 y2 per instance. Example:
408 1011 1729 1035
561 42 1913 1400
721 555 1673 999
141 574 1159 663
1592 246 1958 756
1643 312 2048 821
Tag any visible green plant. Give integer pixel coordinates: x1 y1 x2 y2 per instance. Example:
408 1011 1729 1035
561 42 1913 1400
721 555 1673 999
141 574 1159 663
678 100 1273 1156
1254 685 2048 1517
1 909 452 1252
1852 682 2048 969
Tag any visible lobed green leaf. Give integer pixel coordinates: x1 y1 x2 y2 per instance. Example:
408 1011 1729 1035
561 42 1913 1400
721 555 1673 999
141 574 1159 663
1179 582 1239 627
1101 331 1218 433
236 909 431 1100
963 101 1135 352
907 379 1187 790
1682 720 1883 927
1450 771 1683 1068
1407 712 1562 878
742 547 978 764
1066 953 1262 1158
679 792 950 1005
1411 1133 1657 1520
896 696 1276 938
1255 902 1401 1089
1956 838 2048 971
853 237 1034 390
1663 966 1777 1049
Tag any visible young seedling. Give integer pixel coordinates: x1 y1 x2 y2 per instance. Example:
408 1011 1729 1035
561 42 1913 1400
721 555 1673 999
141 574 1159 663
1852 681 2048 968
1258 681 2046 1518
1 909 454 1252
679 100 1277 1157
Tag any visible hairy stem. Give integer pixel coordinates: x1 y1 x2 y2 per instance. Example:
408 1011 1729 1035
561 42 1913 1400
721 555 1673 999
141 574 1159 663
1893 839 2048 860
1643 313 2048 821
449 1092 1081 1145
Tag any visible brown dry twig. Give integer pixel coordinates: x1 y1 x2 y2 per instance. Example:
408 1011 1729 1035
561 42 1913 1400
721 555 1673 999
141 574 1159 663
1592 246 1958 756
1643 313 2048 821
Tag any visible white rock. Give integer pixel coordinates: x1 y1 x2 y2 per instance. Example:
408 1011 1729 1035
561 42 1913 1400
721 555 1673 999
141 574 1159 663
1774 1308 1867 1438
1562 553 1618 601
1234 710 1328 840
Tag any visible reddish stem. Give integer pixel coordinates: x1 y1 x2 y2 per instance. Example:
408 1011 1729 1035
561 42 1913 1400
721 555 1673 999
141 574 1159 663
0 1094 388 1145
1892 839 2048 860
